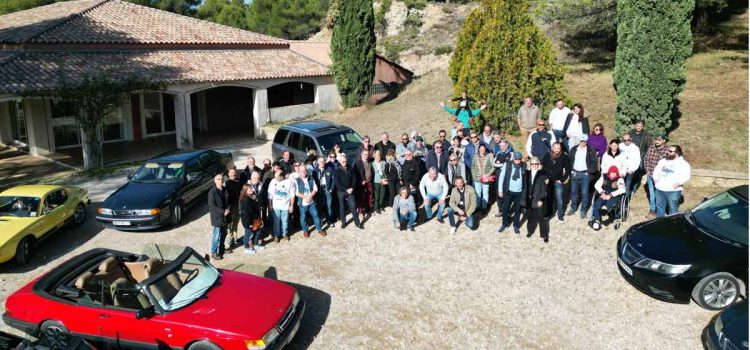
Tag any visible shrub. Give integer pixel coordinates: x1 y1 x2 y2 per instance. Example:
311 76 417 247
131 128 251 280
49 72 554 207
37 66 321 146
433 44 453 55
331 0 376 107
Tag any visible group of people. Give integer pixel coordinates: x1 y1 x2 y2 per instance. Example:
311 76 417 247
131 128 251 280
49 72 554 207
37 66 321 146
205 98 692 259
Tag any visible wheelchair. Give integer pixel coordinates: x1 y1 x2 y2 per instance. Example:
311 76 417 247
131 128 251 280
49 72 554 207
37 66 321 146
588 193 630 230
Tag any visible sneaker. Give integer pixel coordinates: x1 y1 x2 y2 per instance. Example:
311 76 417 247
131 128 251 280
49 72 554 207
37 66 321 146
211 254 223 260
408 227 415 232
513 227 521 234
254 244 265 251
497 225 508 233
318 230 327 237
437 218 445 224
557 217 564 223
356 224 365 230
274 237 280 243
303 232 310 238
449 227 457 234
244 247 256 254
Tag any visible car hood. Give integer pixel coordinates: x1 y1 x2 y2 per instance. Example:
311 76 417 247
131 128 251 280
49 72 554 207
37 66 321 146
162 270 295 339
721 300 749 343
625 214 742 264
0 217 34 244
103 182 179 210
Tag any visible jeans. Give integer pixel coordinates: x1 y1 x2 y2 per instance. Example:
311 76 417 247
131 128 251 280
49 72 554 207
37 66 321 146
446 207 476 230
243 227 260 248
646 175 657 212
373 183 387 212
569 171 590 216
591 195 620 221
423 193 446 220
210 226 227 255
624 173 634 197
656 190 681 217
337 191 361 226
552 129 565 148
299 202 322 233
272 208 289 238
321 190 335 223
551 182 565 220
500 191 523 229
473 181 490 210
396 211 418 229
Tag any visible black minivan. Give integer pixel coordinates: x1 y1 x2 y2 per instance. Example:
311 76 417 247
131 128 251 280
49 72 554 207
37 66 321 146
96 149 233 230
617 185 748 310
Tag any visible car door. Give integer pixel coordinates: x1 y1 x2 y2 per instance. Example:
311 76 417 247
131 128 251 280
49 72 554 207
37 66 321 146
182 158 203 206
97 306 168 348
286 131 304 162
38 190 66 236
272 129 290 160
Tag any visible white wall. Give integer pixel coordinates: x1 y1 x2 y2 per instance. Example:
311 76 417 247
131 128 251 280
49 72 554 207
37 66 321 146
268 103 320 123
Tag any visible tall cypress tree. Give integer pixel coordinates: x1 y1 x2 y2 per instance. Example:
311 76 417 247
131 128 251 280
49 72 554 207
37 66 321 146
613 0 695 135
330 0 375 108
449 0 567 132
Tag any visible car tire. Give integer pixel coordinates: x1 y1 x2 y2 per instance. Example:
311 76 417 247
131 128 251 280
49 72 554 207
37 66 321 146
188 340 223 350
15 236 32 265
39 320 71 349
170 201 183 226
691 272 741 310
73 203 86 226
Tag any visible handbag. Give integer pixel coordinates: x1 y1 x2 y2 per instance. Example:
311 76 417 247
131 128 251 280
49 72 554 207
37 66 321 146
252 217 263 231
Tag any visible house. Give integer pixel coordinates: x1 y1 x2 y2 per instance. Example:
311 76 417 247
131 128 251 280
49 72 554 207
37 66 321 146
289 41 414 104
0 0 340 162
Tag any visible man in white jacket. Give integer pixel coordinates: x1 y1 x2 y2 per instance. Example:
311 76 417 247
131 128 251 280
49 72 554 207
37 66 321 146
618 133 641 196
653 145 691 217
419 167 450 223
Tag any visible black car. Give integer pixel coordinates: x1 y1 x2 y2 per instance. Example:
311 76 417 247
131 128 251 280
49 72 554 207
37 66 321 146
271 120 363 164
617 185 748 310
96 149 233 230
703 300 748 350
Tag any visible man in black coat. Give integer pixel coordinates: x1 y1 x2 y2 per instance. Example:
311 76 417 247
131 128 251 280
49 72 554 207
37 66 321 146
374 132 397 156
522 158 550 243
239 156 262 185
208 173 229 260
541 142 571 222
400 149 424 204
567 135 599 219
425 142 449 177
224 168 243 250
335 155 363 229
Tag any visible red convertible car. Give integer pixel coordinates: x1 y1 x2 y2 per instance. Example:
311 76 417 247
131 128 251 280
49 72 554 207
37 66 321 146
3 245 304 350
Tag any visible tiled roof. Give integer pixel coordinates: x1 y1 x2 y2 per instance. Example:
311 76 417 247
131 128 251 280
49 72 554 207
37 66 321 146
0 49 329 93
0 0 287 45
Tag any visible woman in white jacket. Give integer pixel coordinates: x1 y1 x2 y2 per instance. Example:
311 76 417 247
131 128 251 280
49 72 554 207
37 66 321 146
600 139 627 178
653 145 691 217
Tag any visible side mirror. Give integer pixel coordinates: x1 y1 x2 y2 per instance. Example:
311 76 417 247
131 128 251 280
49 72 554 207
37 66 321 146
187 173 198 182
127 172 134 180
135 305 155 320
55 285 82 299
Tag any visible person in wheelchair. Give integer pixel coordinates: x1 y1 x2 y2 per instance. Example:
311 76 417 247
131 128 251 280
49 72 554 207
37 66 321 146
589 166 626 230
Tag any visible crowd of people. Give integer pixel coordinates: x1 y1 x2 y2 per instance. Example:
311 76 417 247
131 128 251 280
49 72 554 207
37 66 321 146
205 98 692 259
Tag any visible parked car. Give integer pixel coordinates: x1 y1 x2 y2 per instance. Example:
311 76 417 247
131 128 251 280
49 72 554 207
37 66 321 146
3 244 304 350
271 120 363 164
96 149 233 231
0 185 89 265
703 299 748 350
617 185 748 310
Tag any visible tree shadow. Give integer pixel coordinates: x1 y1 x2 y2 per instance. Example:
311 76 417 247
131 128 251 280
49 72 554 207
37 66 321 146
667 98 683 135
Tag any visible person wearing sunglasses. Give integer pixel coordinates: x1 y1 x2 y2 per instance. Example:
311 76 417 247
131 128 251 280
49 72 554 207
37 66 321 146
464 132 487 168
396 133 415 165
653 145 691 217
643 133 669 219
523 157 550 243
525 120 556 159
426 139 449 177
619 132 642 197
446 154 467 188
588 123 607 160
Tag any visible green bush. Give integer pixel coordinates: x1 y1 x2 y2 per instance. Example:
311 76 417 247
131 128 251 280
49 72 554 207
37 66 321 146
375 0 392 34
403 0 426 10
404 10 423 27
331 0 376 107
613 0 694 135
433 44 453 55
449 0 567 132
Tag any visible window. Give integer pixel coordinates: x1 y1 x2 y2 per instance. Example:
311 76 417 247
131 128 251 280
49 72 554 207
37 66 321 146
141 93 175 136
10 101 27 144
102 108 124 142
273 129 289 144
0 196 40 218
287 132 300 150
198 153 214 170
51 100 80 148
44 189 69 211
300 135 317 152
268 82 315 108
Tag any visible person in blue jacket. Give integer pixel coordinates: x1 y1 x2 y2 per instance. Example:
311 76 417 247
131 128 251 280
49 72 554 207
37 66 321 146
440 98 487 135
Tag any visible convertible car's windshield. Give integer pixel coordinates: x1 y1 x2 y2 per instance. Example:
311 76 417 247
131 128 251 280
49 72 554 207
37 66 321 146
690 191 748 245
131 162 184 183
0 196 40 217
144 248 219 311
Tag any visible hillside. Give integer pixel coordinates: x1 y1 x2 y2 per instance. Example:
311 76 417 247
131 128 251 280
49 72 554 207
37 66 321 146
317 2 748 173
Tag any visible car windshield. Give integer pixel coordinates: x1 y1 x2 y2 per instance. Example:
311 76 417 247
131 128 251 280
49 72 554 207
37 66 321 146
131 162 184 183
0 196 40 217
690 190 748 245
317 130 363 153
143 247 219 312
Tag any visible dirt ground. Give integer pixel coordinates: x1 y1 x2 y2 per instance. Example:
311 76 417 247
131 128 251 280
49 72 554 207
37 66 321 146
0 140 734 350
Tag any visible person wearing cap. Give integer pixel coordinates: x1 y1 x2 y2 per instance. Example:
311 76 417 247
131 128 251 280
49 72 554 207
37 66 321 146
589 166 627 230
541 142 571 222
525 120 556 159
497 152 526 234
643 133 669 219
567 134 598 219
653 145 691 217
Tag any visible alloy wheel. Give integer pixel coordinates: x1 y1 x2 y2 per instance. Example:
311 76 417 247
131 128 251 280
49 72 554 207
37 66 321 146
703 278 738 309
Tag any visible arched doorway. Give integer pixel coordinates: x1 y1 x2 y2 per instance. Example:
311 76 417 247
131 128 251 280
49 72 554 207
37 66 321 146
190 86 255 148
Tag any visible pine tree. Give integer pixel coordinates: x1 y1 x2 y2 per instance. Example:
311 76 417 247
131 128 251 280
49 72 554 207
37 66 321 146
330 0 375 108
449 0 567 132
613 0 695 135
246 0 329 39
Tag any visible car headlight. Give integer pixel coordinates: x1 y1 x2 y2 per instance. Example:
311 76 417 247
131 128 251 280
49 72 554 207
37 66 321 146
134 208 160 216
713 314 724 335
245 339 267 350
263 327 281 347
98 208 113 215
634 258 691 274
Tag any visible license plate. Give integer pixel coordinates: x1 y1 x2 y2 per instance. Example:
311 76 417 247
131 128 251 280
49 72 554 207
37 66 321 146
618 258 633 276
113 221 131 226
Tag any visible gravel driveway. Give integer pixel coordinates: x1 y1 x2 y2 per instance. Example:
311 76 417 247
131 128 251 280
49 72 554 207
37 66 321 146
0 140 726 349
